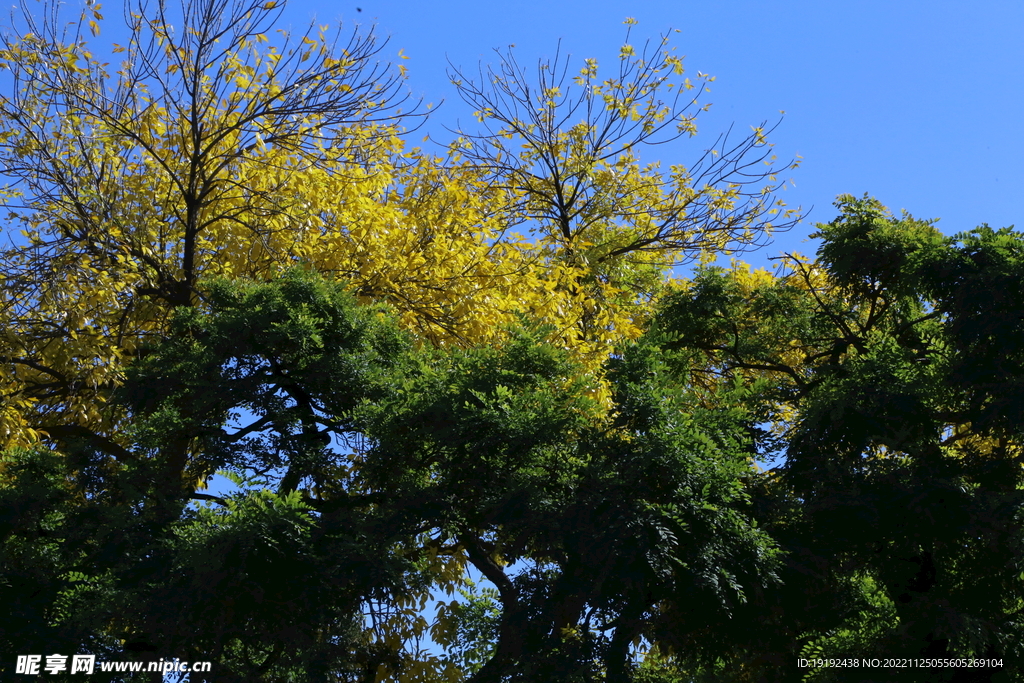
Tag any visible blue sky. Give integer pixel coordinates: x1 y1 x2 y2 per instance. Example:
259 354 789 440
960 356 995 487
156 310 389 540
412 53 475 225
275 0 1024 266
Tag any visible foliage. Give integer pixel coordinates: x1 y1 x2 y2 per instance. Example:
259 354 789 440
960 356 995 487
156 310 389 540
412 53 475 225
0 269 782 681
11 0 1020 680
0 0 408 445
0 0 799 452
654 195 1024 681
435 581 502 675
1 271 420 681
357 325 780 682
448 19 801 344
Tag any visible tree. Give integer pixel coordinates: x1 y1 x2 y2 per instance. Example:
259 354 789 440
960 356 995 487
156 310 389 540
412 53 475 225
0 3 802 452
1 270 418 680
2 269 780 682
0 0 540 448
0 1 809 678
0 0 391 443
447 18 802 344
359 327 779 683
653 195 1024 681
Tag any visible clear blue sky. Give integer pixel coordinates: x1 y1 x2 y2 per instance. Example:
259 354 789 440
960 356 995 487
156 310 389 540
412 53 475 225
276 0 1024 266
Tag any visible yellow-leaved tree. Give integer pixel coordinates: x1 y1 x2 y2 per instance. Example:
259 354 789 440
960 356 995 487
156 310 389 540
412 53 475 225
0 0 799 448
0 2 800 678
447 18 801 352
0 0 534 447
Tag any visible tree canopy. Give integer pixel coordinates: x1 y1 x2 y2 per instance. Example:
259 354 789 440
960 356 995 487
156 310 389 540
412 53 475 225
652 195 1024 681
0 0 797 451
1 269 781 681
1 0 1021 681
